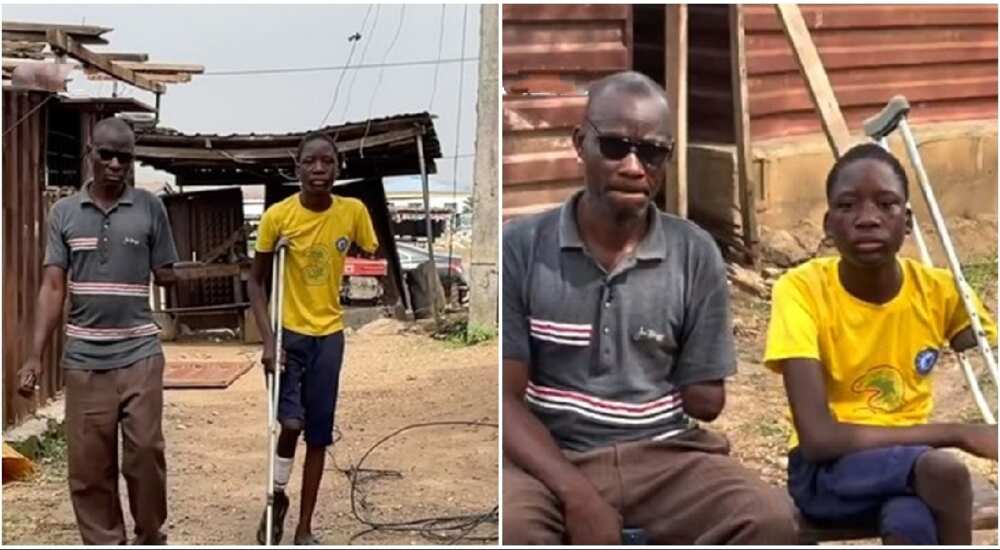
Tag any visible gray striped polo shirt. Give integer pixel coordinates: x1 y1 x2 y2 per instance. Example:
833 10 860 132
43 182 179 370
503 191 737 452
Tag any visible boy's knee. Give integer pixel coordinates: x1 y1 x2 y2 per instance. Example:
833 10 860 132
280 418 304 432
914 450 971 501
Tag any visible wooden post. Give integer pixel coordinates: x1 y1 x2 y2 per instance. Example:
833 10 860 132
775 4 852 157
664 4 688 218
415 131 443 321
729 5 759 266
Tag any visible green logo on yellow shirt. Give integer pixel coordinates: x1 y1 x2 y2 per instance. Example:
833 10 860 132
303 243 331 285
851 365 905 413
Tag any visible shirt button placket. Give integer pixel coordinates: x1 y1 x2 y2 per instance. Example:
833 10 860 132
100 216 110 263
602 285 613 359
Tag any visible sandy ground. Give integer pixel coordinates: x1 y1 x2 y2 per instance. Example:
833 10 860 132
2 321 498 546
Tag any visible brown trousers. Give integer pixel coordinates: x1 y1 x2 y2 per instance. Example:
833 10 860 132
503 428 798 545
65 354 167 545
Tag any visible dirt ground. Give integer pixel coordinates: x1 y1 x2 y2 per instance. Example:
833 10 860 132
2 320 498 546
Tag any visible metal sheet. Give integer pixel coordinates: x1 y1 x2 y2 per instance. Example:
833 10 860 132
2 88 66 428
741 3 998 141
163 360 254 389
502 4 632 219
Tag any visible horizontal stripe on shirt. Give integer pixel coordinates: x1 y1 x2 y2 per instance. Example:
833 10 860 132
66 323 160 341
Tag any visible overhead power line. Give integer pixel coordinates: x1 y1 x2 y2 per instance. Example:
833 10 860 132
203 57 478 77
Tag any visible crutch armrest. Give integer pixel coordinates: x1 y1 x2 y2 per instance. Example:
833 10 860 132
863 96 911 140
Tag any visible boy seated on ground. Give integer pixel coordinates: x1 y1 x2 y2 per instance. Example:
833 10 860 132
763 143 998 545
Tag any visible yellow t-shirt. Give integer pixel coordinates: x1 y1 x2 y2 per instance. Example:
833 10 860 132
256 193 378 336
764 256 997 448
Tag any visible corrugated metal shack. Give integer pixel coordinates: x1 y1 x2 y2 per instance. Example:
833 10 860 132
2 20 201 428
133 113 443 330
502 4 998 260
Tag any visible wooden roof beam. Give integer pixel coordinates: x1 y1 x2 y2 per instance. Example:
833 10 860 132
103 52 150 62
85 70 192 83
46 29 165 93
114 61 203 74
3 21 111 45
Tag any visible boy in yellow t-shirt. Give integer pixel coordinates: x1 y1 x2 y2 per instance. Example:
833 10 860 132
248 132 378 545
764 143 997 545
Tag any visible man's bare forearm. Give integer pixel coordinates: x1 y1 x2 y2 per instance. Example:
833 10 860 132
503 395 597 503
29 272 66 360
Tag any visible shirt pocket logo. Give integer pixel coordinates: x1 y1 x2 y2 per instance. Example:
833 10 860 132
123 236 142 246
914 347 939 376
335 236 350 254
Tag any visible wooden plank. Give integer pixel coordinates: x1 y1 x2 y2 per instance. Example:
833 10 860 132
46 30 165 93
103 52 150 62
161 303 250 314
730 5 759 266
168 263 247 280
2 30 108 46
3 21 111 36
797 472 997 543
774 4 851 157
85 70 191 83
113 61 204 74
664 4 688 218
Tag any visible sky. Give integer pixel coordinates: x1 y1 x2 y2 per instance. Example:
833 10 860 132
2 3 482 192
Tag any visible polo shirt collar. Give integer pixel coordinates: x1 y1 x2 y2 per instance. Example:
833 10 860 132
80 179 135 207
558 189 667 260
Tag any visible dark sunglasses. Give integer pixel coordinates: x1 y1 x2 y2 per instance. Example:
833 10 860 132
96 148 134 164
585 118 674 167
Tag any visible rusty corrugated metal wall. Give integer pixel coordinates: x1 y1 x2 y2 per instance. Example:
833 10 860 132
503 4 998 217
2 89 66 428
743 4 997 141
502 4 632 218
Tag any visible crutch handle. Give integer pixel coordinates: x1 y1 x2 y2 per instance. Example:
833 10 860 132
274 237 291 252
863 95 911 140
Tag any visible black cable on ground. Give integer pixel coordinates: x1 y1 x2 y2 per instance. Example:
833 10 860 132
326 421 498 545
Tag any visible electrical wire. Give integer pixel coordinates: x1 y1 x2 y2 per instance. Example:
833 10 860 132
325 421 498 544
202 57 477 77
339 4 381 122
2 95 55 139
319 5 373 126
366 4 407 120
447 4 471 274
427 4 447 112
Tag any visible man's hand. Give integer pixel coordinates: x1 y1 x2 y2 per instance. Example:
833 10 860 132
562 489 622 545
959 424 998 461
261 343 279 376
17 357 42 398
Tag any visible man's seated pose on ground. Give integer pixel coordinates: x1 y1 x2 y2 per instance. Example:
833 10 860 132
502 70 798 545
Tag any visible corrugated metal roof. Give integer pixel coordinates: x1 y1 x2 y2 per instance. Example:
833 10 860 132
57 96 155 113
134 112 441 185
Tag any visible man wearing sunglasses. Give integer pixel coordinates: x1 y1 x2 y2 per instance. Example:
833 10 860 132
17 117 179 545
502 71 796 545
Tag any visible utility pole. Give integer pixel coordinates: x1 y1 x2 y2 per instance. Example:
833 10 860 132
468 3 499 330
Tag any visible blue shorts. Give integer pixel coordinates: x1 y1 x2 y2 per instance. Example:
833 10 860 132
788 445 937 544
277 329 345 448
